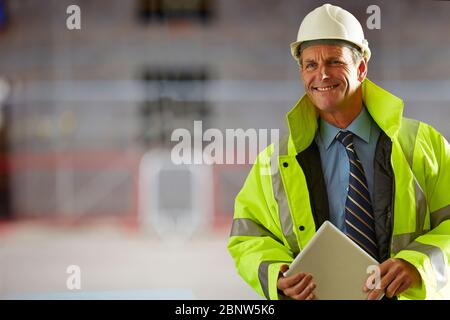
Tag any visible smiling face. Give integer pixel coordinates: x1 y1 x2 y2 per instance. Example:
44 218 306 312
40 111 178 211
300 44 367 117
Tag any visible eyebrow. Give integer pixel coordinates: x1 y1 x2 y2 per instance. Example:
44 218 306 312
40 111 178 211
303 58 317 64
303 56 343 63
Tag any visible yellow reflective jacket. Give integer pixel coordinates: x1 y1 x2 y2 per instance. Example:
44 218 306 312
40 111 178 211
228 79 450 300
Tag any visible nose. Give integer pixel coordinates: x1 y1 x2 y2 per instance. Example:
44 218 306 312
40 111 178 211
319 64 330 80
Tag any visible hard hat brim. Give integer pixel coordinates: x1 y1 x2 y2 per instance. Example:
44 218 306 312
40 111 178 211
290 39 371 62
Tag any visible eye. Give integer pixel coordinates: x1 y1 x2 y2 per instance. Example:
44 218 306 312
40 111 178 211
330 59 343 65
304 62 317 70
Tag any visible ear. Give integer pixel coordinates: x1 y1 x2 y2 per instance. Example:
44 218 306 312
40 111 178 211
357 58 368 82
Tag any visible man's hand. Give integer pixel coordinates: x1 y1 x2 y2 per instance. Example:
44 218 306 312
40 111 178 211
277 264 316 300
363 258 422 300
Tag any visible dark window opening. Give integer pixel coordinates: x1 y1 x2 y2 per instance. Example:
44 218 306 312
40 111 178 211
137 0 214 25
139 67 211 148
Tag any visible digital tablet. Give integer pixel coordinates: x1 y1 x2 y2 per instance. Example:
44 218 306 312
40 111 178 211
283 221 382 300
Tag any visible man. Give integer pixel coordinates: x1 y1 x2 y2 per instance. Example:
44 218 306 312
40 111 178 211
228 4 450 300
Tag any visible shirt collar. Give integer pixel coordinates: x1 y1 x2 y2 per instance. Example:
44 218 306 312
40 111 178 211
319 107 372 150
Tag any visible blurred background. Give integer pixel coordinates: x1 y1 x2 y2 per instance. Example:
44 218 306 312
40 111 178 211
0 0 449 299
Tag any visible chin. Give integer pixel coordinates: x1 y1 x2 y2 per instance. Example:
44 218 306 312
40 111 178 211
311 99 340 113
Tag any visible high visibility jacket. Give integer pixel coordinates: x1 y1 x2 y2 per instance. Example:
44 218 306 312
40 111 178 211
228 79 450 300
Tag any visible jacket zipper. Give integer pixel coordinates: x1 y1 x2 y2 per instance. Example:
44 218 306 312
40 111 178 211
387 167 395 258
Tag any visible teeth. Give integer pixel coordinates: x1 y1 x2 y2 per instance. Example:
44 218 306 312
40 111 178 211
316 85 337 91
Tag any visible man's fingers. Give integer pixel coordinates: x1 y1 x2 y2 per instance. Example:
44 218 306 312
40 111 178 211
283 273 311 297
363 269 381 292
367 267 398 300
292 282 316 300
379 267 399 290
378 259 395 277
278 271 308 290
305 292 315 300
390 270 413 297
277 265 316 300
290 274 313 296
367 289 381 300
364 259 394 292
279 264 289 273
395 281 411 296
365 258 421 299
284 274 314 298
367 261 406 300
385 274 404 298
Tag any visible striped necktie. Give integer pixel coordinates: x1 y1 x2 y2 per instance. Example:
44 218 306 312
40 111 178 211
335 130 379 260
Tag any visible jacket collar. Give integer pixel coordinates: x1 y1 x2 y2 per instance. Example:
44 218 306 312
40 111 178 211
286 78 404 154
319 106 373 150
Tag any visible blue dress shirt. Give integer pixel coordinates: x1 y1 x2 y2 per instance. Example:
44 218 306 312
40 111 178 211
314 107 381 232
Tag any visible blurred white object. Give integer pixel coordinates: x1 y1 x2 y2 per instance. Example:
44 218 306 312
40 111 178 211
138 148 213 241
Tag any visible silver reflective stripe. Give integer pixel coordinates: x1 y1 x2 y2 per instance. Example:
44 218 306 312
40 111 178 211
392 233 416 254
406 241 448 290
271 136 300 254
230 218 283 244
391 177 428 254
392 119 427 254
398 118 420 168
258 260 280 300
431 204 450 228
414 175 427 234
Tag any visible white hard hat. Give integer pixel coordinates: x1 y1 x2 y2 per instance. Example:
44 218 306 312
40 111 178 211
290 3 371 62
